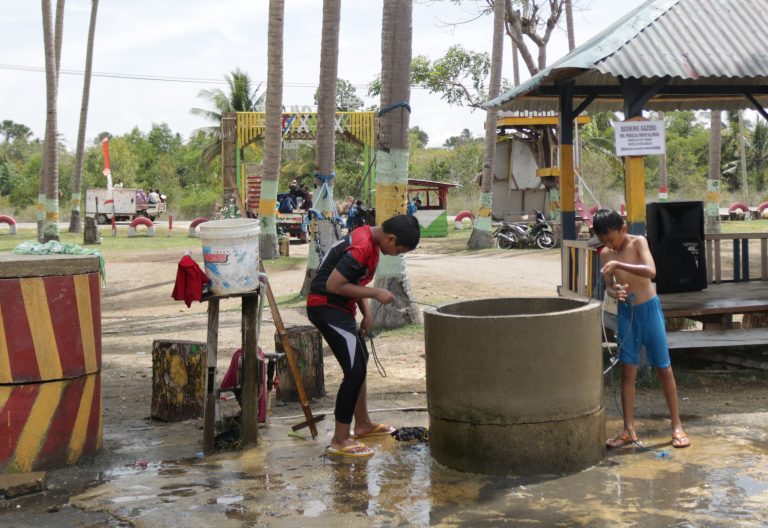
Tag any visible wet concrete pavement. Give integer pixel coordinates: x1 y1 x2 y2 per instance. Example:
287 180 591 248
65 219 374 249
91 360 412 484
22 407 763 527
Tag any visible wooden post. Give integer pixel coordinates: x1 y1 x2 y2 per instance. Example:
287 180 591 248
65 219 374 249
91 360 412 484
558 82 576 241
151 340 206 421
83 216 100 245
274 325 325 402
259 261 320 438
240 295 259 447
203 299 219 453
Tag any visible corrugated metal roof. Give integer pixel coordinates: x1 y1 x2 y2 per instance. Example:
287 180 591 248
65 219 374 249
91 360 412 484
486 0 768 112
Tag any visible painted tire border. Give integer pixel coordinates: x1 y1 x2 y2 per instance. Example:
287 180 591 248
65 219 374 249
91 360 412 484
0 214 16 235
454 210 475 230
729 202 749 214
128 216 155 237
188 217 209 238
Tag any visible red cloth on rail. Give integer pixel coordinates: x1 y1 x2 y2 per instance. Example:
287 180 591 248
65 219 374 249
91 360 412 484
171 255 209 307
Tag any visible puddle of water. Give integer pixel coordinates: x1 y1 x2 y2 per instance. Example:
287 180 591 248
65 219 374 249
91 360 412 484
111 495 155 504
73 414 768 527
216 495 244 505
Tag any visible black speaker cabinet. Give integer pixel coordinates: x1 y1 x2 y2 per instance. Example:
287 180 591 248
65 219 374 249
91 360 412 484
646 201 707 294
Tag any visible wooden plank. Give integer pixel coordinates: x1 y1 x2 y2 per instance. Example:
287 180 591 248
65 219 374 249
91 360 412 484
240 295 259 448
659 281 768 318
259 261 319 439
578 248 587 296
761 238 767 280
706 238 713 283
668 328 768 349
715 241 722 283
203 299 219 453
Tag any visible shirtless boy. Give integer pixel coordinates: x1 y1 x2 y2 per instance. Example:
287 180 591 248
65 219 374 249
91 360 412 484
594 208 691 449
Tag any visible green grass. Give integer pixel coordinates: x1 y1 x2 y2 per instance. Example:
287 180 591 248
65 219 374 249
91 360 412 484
275 292 306 308
0 228 311 273
720 219 768 233
0 227 201 253
375 323 424 338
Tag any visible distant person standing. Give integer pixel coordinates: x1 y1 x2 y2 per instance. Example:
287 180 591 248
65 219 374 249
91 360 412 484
346 199 362 230
113 179 124 189
406 198 418 216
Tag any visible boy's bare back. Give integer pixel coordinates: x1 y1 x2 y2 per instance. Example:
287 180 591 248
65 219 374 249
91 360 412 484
600 233 657 304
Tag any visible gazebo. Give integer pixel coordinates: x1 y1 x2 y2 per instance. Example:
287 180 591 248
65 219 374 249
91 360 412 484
485 0 768 240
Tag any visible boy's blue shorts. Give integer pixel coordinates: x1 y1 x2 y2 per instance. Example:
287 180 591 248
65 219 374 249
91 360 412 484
617 295 671 368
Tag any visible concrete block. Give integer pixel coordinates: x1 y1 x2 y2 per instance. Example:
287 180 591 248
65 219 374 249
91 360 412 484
0 471 46 499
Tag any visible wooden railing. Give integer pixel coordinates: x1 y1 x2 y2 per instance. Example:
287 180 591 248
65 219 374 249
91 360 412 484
560 232 768 301
560 240 603 301
705 232 768 283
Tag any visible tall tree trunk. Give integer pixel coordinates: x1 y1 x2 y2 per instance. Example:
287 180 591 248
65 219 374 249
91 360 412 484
41 0 61 242
70 0 99 234
511 39 520 87
373 0 419 329
658 111 668 201
468 0 504 249
565 0 575 51
259 0 285 260
301 0 341 294
706 110 722 234
738 110 750 207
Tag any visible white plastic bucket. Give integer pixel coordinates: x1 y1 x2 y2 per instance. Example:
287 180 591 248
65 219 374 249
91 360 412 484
198 218 261 295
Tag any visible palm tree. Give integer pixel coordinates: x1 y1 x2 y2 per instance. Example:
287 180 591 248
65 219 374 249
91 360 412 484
373 0 420 328
750 119 768 191
301 0 341 293
41 0 60 242
260 0 284 260
657 111 668 201
190 69 265 167
69 0 99 233
565 0 575 51
468 0 504 249
706 110 722 234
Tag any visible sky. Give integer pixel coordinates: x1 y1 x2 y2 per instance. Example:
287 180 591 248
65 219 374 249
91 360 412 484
0 0 646 150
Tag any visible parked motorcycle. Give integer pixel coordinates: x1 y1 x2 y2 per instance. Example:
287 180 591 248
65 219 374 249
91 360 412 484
493 210 558 250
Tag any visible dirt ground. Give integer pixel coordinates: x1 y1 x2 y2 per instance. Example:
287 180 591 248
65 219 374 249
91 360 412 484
2 232 768 526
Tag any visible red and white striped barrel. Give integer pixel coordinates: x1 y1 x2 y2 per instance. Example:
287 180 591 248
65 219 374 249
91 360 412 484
0 254 102 472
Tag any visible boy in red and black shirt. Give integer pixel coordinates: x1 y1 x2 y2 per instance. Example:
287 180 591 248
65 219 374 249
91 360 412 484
307 214 420 458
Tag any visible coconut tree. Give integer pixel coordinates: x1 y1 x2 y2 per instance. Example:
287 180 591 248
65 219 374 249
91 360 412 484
40 0 61 242
260 0 284 260
468 0 504 249
190 69 265 167
706 110 722 234
564 0 575 51
300 0 342 293
372 0 420 328
69 0 99 233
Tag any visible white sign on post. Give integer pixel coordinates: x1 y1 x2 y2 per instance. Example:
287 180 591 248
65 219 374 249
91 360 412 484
614 120 666 156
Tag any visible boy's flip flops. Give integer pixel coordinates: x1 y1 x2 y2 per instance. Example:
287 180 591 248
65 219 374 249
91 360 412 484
352 424 396 439
326 442 374 459
672 431 691 448
606 432 637 448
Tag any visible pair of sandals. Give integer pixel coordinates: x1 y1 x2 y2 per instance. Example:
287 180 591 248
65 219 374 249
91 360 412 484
606 430 691 449
325 424 396 459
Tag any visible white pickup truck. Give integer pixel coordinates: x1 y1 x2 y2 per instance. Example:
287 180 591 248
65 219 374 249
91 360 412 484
85 188 166 224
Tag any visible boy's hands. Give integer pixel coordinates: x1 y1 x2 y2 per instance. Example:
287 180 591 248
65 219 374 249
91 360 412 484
373 288 395 305
360 313 373 338
601 261 629 302
359 289 394 338
601 260 620 275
